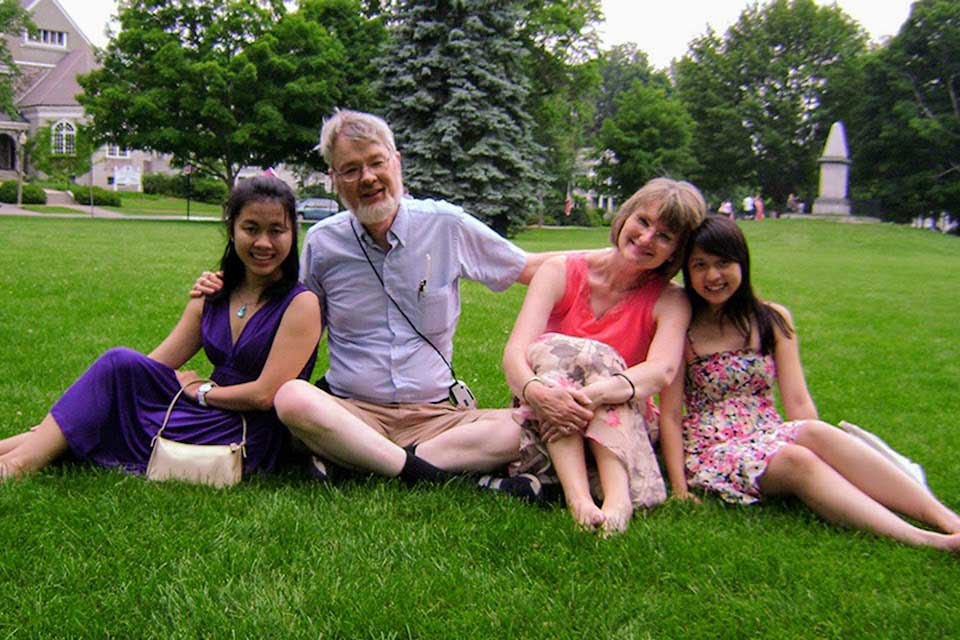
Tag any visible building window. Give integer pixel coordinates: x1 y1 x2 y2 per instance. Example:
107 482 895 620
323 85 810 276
52 121 76 156
106 145 130 158
26 29 67 48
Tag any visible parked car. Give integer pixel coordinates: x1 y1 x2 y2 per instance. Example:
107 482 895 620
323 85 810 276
296 197 341 221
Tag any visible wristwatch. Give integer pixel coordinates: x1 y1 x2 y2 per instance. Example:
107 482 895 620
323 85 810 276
196 382 215 407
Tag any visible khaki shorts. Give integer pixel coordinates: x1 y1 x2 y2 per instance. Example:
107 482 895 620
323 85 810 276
328 396 509 448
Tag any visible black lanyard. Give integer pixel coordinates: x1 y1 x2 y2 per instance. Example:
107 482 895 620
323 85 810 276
350 220 459 380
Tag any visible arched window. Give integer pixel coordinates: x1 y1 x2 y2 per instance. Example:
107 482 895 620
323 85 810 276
52 121 76 156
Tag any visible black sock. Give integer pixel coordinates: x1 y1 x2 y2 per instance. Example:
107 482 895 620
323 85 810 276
399 449 453 485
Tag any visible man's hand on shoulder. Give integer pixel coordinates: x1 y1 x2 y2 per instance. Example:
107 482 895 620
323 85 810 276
190 271 224 298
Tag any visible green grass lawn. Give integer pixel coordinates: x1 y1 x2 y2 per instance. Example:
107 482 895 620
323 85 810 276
1 217 959 638
105 192 223 217
19 205 86 214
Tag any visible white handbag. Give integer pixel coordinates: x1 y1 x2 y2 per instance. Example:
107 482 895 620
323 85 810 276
146 380 247 488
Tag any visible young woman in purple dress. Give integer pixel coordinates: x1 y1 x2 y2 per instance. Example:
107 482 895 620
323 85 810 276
0 175 321 480
659 215 960 551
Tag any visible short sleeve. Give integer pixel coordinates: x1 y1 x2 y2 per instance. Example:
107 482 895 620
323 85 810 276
455 211 526 291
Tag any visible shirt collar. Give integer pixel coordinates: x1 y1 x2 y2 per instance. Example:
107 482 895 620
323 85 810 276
354 201 409 252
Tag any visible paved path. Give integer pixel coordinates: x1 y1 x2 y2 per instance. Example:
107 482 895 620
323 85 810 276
0 202 218 221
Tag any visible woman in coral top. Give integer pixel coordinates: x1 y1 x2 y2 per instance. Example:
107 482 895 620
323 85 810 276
500 178 705 534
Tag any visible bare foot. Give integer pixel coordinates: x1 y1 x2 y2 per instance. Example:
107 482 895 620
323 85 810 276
936 512 960 535
568 497 605 530
600 501 633 536
0 431 32 456
929 532 960 553
0 461 18 482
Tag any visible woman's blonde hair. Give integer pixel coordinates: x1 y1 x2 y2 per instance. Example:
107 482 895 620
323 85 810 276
609 177 707 278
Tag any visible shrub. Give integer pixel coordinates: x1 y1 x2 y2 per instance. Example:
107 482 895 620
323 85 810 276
142 172 175 195
142 172 228 205
0 180 47 204
72 186 122 207
190 178 228 205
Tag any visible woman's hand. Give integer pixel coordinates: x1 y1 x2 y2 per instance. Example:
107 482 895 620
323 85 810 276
525 382 593 439
577 375 634 408
668 487 701 504
190 271 224 298
175 370 203 400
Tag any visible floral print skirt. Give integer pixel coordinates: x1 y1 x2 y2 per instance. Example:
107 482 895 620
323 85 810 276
508 333 667 508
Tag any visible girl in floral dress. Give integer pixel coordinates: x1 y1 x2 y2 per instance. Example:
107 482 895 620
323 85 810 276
659 215 960 551
500 178 705 534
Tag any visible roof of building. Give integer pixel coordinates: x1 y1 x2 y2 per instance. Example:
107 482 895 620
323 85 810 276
17 46 97 108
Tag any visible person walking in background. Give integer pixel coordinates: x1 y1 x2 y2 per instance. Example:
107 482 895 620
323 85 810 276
718 199 734 220
741 194 755 219
754 194 765 220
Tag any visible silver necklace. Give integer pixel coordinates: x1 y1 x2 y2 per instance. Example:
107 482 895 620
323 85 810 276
236 294 260 318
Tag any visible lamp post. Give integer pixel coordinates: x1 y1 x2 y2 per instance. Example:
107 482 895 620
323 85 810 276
16 131 26 208
184 163 192 220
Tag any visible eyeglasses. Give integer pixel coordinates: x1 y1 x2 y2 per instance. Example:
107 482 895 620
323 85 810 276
332 156 391 183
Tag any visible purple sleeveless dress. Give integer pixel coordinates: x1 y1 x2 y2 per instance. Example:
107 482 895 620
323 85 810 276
50 284 317 475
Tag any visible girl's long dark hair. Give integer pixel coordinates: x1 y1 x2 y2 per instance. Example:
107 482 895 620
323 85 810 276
682 215 792 354
214 175 299 302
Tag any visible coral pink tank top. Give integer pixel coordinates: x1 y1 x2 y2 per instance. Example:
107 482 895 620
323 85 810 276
546 254 668 366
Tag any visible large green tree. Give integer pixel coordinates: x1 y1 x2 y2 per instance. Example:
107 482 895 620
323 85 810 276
675 0 868 206
376 0 545 235
596 79 697 200
78 0 384 191
593 43 655 135
0 0 33 117
849 0 960 221
517 0 603 218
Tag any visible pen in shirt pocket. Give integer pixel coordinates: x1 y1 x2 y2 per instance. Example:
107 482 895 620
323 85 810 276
418 253 431 300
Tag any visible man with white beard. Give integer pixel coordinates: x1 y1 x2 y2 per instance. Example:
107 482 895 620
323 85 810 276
209 109 552 491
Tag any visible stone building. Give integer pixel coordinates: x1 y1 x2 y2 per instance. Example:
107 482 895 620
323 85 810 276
0 0 171 191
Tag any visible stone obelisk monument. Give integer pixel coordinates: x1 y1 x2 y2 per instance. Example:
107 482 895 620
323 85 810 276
813 121 851 215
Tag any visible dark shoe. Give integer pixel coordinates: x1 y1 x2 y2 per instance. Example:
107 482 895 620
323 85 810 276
478 473 543 502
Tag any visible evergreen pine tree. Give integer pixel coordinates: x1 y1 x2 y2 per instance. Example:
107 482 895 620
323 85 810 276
376 0 544 235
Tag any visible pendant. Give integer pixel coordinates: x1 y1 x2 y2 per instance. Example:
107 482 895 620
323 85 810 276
236 303 247 318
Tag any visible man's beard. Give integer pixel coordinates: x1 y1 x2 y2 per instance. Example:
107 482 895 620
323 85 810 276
352 193 399 225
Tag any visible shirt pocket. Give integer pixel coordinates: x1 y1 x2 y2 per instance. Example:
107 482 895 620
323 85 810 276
418 285 455 336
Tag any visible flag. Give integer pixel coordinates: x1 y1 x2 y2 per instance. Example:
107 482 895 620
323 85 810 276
564 185 573 217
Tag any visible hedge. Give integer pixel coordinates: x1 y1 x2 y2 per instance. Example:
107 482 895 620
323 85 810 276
142 173 228 204
0 180 47 204
72 186 122 207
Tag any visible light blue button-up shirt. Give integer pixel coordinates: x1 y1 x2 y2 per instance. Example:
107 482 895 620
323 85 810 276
301 198 526 404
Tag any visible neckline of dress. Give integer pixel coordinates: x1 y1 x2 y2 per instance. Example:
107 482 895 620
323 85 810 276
688 346 767 366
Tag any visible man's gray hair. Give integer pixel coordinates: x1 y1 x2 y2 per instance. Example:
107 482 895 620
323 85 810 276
317 109 397 166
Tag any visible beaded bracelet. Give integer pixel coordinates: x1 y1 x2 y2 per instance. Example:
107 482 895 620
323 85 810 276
520 375 545 403
613 372 636 401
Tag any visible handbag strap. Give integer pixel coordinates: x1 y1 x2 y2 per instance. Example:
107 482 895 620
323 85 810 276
152 379 248 458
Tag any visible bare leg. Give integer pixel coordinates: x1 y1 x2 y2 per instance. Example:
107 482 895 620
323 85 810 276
590 440 633 534
274 380 406 477
795 421 960 533
416 409 521 473
546 435 604 530
0 414 69 479
760 444 960 551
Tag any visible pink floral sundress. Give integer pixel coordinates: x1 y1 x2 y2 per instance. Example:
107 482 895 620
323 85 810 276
682 348 803 504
